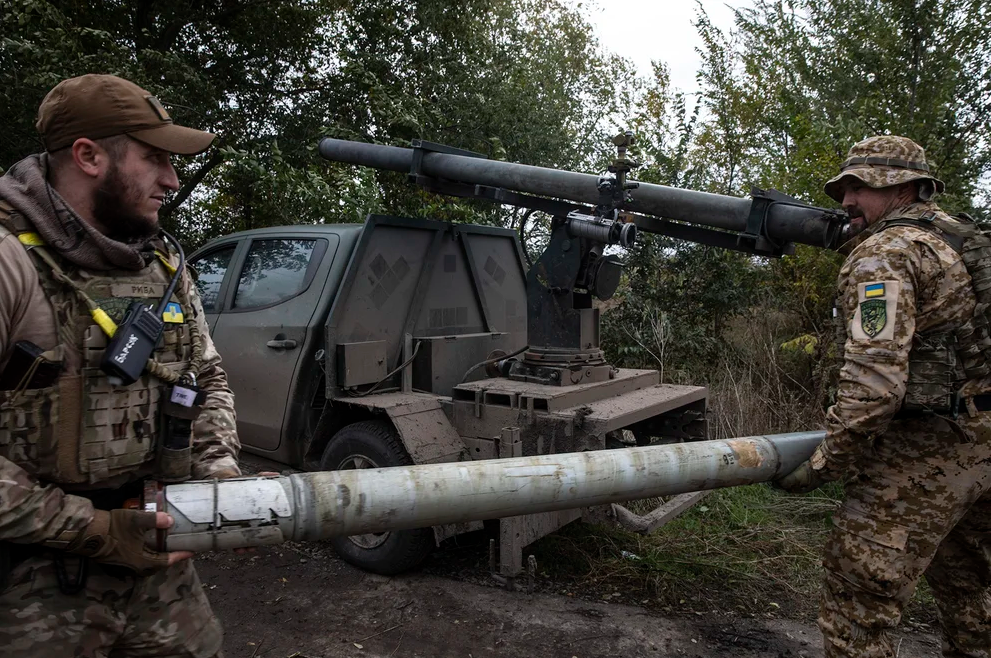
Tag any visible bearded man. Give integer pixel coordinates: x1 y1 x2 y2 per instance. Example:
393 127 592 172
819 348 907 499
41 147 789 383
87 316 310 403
0 74 241 657
777 135 991 658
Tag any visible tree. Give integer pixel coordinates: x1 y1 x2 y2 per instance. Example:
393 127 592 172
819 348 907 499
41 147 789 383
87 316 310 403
604 0 991 385
1 0 344 232
730 0 991 210
1 0 631 248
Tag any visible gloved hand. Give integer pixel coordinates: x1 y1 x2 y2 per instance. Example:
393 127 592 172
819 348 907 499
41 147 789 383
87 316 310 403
774 460 827 494
64 508 186 574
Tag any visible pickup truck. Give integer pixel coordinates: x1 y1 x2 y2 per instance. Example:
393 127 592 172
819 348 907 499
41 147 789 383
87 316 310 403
189 214 707 580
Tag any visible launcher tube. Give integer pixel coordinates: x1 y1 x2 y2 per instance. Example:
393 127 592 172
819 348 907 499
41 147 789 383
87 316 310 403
160 431 824 552
318 139 839 248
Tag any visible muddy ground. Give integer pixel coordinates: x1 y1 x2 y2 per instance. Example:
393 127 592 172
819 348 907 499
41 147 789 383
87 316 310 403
197 540 942 658
201 456 944 657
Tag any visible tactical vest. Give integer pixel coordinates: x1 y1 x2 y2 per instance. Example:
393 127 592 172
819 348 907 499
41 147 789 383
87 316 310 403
834 213 991 414
0 205 201 485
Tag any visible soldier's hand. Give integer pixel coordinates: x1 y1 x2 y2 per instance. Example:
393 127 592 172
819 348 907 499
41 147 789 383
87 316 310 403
773 460 826 494
66 509 192 574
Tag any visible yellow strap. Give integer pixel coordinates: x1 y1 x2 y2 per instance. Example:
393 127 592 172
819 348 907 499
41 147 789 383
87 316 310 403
156 251 178 276
26 241 118 339
91 308 118 337
17 232 45 247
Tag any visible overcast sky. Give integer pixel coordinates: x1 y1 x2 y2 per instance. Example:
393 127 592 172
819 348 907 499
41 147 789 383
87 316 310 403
569 0 752 94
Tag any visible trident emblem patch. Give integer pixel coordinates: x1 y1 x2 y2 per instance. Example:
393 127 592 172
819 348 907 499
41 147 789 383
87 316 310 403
860 299 887 338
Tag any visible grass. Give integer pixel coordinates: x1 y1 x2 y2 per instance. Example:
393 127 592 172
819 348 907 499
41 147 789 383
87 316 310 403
528 483 844 618
528 482 939 625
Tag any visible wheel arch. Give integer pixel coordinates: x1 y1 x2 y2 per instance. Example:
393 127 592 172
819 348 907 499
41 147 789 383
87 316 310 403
302 393 467 471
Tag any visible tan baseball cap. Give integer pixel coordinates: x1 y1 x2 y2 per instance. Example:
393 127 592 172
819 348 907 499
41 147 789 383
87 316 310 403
36 74 216 155
823 135 944 202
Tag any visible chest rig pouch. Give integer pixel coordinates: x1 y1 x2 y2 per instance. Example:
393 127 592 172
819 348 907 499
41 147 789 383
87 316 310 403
834 213 991 415
0 210 203 485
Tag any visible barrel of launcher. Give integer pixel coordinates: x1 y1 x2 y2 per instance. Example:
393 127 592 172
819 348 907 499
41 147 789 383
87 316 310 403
318 138 844 249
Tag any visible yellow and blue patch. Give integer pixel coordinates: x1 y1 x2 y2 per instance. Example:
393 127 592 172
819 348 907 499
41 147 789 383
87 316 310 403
864 283 886 298
162 302 184 323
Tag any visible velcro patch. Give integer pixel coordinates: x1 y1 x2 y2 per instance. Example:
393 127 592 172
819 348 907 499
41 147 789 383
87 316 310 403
851 280 899 341
162 302 184 323
146 95 172 122
110 283 165 298
864 283 885 298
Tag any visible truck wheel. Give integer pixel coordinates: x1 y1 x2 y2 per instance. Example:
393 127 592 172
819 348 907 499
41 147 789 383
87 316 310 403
319 420 434 575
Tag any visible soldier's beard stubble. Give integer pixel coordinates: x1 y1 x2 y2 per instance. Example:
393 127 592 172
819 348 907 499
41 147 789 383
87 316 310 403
92 162 159 241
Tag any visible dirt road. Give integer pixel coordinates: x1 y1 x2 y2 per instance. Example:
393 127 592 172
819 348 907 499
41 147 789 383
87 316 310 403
197 544 942 658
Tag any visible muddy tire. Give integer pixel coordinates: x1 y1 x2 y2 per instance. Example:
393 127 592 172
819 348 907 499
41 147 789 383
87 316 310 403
319 420 434 575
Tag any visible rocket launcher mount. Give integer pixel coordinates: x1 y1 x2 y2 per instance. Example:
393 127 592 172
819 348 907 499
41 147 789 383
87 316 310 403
124 137 840 555
319 133 848 386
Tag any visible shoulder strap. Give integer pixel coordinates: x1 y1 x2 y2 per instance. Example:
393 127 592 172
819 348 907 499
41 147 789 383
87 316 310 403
876 215 967 253
0 200 48 247
0 200 118 338
0 199 38 235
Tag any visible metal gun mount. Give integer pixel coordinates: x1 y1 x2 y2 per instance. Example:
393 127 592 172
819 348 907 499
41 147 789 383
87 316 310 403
319 133 849 387
499 133 637 386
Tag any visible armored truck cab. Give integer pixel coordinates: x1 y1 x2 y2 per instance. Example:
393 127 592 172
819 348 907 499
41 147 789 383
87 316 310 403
190 214 706 580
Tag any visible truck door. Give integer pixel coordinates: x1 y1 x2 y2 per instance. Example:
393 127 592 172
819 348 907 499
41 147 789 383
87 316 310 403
189 242 240 334
207 235 337 451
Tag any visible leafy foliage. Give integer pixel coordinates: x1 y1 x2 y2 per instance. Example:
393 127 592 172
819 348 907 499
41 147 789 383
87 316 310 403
603 0 991 400
1 0 630 249
4 0 991 407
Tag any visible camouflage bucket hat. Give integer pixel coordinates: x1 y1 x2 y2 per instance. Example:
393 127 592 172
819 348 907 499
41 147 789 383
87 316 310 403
823 135 944 202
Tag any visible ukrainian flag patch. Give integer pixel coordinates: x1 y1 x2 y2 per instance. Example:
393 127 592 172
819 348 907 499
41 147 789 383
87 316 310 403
864 283 885 298
162 302 184 323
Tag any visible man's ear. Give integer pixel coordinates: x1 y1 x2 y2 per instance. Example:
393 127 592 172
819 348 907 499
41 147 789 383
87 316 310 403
70 138 105 179
917 179 934 201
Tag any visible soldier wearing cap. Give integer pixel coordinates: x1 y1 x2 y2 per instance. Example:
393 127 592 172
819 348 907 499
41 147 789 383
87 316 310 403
0 75 239 656
777 136 991 657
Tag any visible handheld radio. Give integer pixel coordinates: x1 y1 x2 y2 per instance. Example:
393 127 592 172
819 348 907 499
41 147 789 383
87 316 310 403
100 231 185 386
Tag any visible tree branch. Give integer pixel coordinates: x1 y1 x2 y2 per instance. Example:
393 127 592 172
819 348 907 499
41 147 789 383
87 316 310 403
155 18 191 52
212 0 281 28
163 150 224 217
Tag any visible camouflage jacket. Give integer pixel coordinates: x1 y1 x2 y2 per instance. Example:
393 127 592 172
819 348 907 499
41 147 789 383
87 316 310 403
812 201 982 480
0 189 240 545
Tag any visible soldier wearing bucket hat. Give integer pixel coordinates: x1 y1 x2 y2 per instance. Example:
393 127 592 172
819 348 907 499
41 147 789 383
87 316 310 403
777 136 991 658
0 75 241 657
823 135 945 203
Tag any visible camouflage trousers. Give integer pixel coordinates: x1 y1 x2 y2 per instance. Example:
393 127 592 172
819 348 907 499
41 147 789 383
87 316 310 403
0 554 224 657
820 413 991 657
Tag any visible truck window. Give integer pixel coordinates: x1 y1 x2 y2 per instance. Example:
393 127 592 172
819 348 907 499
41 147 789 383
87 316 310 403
193 245 236 312
234 239 319 309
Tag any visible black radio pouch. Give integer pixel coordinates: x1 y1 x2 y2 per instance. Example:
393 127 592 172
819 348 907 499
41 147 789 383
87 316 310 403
0 341 62 391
